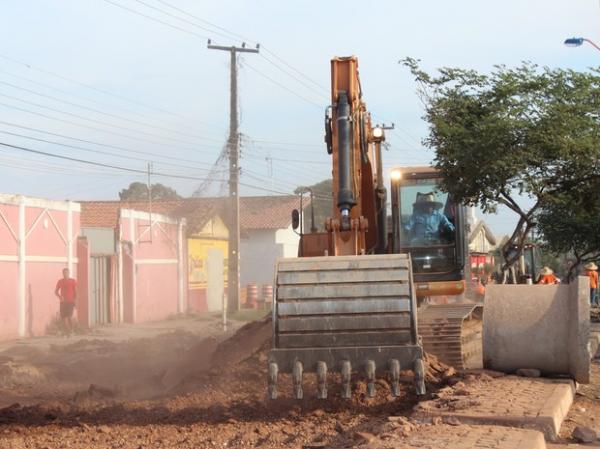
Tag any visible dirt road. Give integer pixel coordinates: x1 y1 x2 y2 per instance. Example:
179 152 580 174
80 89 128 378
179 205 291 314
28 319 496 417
0 314 598 448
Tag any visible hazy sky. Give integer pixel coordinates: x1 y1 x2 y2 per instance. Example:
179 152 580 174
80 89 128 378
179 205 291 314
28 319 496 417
0 0 598 235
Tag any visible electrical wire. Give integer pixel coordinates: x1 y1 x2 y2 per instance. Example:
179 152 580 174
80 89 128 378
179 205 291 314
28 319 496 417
0 53 220 129
149 0 329 96
261 46 329 94
130 0 236 42
98 1 326 110
0 101 224 155
101 0 211 40
0 141 219 182
241 60 323 109
0 120 220 168
0 92 219 149
0 68 222 136
154 0 253 43
259 53 328 100
0 129 224 173
0 79 225 142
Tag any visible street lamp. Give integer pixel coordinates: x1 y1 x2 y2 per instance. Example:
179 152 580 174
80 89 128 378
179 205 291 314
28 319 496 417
564 37 600 52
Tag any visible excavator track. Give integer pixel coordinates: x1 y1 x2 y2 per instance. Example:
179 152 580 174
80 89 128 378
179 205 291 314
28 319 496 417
268 253 425 399
418 304 483 370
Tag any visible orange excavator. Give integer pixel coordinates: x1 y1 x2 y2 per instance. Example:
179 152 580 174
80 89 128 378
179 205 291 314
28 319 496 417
268 57 481 400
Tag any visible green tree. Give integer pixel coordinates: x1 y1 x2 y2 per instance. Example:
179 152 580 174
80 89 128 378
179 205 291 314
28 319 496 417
119 182 180 201
402 59 600 270
536 179 600 279
295 179 332 232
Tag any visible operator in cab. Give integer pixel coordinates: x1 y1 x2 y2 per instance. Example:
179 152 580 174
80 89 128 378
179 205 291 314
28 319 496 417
404 192 455 244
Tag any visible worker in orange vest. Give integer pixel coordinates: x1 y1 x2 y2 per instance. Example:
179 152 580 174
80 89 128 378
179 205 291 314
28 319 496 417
585 262 599 306
538 266 560 285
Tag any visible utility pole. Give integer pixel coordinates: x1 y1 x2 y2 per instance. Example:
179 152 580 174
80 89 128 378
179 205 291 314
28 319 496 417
208 40 259 312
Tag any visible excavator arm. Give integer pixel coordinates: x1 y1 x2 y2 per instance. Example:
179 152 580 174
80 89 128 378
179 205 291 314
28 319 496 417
301 56 387 257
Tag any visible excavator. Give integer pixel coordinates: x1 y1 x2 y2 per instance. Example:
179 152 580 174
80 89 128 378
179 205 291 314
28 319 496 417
267 56 482 400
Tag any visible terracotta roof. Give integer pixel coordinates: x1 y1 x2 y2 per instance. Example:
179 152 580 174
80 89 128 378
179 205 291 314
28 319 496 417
239 196 301 230
80 202 121 228
80 195 302 232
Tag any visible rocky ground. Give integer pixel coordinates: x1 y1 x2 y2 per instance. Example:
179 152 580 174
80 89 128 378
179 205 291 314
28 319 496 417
0 313 598 448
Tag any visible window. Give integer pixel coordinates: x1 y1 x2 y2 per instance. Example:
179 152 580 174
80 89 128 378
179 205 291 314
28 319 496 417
397 178 458 274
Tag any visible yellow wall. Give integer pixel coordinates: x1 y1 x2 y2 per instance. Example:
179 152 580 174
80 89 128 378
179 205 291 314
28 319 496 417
187 214 228 290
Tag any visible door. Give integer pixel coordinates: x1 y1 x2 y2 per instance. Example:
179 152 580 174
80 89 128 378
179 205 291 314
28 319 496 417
90 255 111 325
206 248 224 312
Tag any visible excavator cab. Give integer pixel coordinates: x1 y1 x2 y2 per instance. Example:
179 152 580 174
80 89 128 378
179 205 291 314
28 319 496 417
391 167 467 300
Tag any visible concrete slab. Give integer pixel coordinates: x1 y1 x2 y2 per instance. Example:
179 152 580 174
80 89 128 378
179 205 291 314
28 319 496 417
483 277 590 383
379 424 546 449
414 376 575 441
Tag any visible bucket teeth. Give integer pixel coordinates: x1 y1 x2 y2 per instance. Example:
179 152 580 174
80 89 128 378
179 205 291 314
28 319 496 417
341 360 352 399
267 358 427 399
268 362 278 400
365 360 376 398
316 361 328 399
389 359 400 397
414 358 426 395
293 360 303 399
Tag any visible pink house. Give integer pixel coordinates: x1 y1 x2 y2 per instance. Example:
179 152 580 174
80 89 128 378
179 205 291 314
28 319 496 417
0 194 81 339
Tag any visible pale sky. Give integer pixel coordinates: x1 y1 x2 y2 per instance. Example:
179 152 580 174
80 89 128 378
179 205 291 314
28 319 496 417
0 0 598 236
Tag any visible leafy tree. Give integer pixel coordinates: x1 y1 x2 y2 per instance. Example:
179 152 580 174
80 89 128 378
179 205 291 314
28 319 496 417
402 59 600 270
119 182 180 201
295 179 332 232
536 179 600 280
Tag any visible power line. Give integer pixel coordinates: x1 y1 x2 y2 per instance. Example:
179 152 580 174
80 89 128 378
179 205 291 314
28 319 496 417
0 68 223 136
0 79 224 142
248 154 329 165
241 59 323 109
101 0 211 40
244 136 322 148
130 0 237 42
0 129 224 173
0 52 219 128
99 1 326 110
0 92 217 149
259 53 328 100
241 168 331 200
0 141 218 182
154 0 254 44
0 120 219 168
261 46 329 94
142 0 330 101
0 100 223 155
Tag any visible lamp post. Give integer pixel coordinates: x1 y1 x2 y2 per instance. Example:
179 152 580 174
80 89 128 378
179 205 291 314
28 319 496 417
564 37 600 52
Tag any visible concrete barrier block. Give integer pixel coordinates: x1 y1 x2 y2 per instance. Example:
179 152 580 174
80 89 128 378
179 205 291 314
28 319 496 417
483 276 590 383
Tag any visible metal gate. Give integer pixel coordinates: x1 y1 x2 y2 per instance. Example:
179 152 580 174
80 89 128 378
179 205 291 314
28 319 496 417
90 255 111 325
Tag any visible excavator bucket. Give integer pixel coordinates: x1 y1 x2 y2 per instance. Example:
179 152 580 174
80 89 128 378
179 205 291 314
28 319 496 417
268 253 425 399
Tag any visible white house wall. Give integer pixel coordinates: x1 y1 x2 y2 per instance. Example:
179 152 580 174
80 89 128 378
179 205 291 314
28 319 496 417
240 225 300 288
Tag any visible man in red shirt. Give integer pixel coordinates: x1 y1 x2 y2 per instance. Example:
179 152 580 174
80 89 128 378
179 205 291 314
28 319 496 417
55 268 77 336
